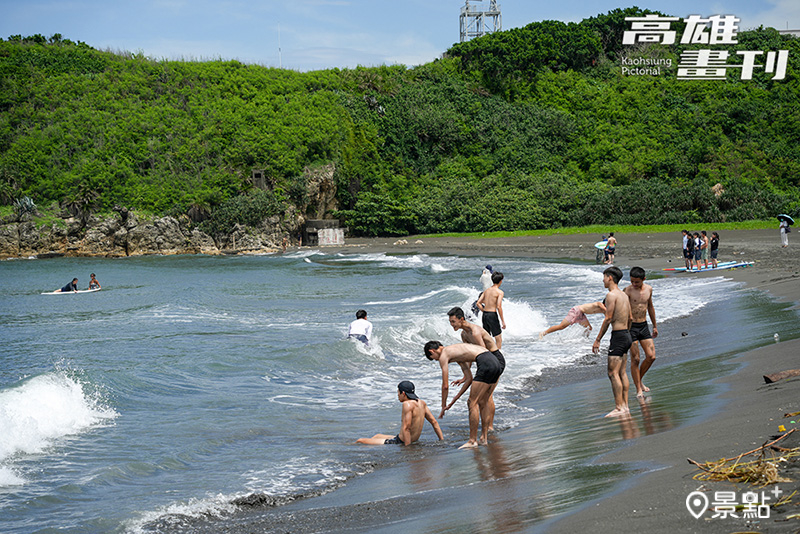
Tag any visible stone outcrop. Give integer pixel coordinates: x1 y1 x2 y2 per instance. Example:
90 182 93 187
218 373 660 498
304 163 337 219
0 207 304 259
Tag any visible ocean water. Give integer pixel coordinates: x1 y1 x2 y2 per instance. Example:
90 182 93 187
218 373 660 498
1 250 798 533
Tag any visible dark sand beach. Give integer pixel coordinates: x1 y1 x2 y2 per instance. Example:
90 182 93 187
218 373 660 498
209 229 800 533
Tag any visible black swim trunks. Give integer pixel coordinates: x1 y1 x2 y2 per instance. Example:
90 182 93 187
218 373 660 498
384 434 403 445
629 321 652 342
482 311 502 337
474 351 503 384
492 350 506 373
608 329 632 357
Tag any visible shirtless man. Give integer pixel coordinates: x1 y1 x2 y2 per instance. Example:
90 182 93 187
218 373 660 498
357 381 443 445
623 267 658 398
447 307 505 432
539 301 606 339
592 266 633 418
424 341 504 448
476 271 506 349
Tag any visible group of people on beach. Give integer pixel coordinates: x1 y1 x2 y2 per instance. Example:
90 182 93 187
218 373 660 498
357 269 508 449
682 229 720 270
358 261 657 448
540 265 657 416
59 273 101 292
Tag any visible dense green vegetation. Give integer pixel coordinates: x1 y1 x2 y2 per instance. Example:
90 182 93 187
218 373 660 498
1 9 799 237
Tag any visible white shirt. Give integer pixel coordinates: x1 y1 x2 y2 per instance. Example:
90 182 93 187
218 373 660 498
480 270 493 291
348 318 373 340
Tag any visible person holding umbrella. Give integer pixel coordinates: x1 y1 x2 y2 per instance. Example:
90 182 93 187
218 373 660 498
778 214 794 248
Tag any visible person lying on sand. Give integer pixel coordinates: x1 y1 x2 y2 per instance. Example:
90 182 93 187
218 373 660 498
356 381 443 446
539 301 606 339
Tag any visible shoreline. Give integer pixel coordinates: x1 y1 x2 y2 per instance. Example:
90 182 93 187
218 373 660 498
317 229 800 532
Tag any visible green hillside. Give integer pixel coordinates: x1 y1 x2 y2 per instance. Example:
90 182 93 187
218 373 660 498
1 8 799 237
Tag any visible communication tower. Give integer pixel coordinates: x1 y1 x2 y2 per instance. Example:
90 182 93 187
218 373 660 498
459 0 502 42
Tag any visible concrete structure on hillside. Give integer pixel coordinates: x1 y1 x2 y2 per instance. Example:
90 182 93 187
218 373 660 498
459 0 502 43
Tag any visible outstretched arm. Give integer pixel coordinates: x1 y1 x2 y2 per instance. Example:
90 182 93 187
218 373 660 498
439 359 450 418
425 406 444 440
445 362 473 413
647 291 658 337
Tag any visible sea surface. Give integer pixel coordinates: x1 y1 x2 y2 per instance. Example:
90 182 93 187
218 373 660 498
1 250 798 533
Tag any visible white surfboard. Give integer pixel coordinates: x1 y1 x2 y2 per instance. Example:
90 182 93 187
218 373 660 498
42 288 101 295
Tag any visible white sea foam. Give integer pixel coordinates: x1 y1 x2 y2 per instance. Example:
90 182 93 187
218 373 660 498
0 372 118 487
365 286 470 306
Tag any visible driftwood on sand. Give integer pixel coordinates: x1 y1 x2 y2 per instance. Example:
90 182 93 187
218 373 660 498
763 369 800 383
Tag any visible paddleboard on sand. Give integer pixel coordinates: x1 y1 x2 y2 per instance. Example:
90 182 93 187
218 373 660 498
42 288 101 295
594 240 608 250
685 261 753 273
663 260 737 272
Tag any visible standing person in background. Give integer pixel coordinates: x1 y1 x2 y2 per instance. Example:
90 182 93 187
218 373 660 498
700 231 710 269
681 230 691 270
710 232 720 268
347 310 373 345
684 230 695 270
693 232 702 270
476 272 506 349
780 219 790 247
604 233 617 264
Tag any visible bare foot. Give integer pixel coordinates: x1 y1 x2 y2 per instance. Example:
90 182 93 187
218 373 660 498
636 390 645 398
642 384 650 392
459 440 479 449
604 407 629 418
539 331 545 340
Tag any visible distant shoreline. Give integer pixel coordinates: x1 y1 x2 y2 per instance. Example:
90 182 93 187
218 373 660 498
332 228 800 306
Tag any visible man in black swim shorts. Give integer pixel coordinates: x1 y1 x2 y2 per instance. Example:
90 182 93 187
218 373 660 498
476 271 506 349
356 381 443 446
592 266 633 418
624 267 659 398
447 307 506 432
424 341 504 449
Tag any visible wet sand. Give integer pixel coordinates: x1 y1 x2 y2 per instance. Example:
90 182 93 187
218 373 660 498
209 229 800 533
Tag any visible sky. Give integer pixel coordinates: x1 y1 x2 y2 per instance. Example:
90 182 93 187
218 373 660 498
1 0 798 71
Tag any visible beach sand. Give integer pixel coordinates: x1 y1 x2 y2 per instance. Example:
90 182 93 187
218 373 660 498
206 229 800 533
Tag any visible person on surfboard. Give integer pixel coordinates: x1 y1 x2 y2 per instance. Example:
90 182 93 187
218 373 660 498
60 278 78 292
88 273 101 290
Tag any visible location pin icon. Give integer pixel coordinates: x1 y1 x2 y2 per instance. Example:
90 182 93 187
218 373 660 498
686 491 709 519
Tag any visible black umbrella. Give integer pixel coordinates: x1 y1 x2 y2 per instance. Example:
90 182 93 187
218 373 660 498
777 214 795 225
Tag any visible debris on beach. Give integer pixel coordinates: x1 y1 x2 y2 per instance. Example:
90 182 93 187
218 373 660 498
688 429 798 486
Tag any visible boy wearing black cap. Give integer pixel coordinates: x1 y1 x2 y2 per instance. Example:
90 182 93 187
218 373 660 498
356 381 443 446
